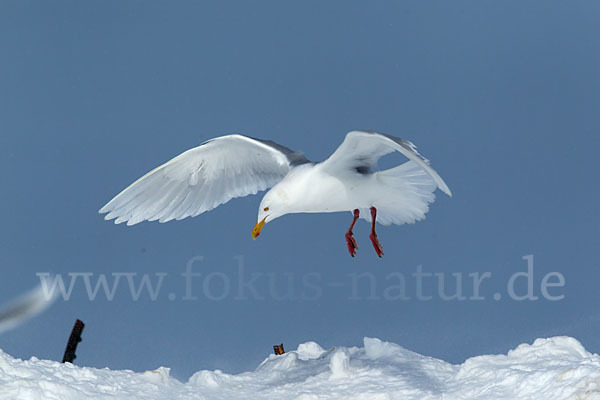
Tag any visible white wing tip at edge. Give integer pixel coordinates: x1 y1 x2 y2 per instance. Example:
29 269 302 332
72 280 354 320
400 137 453 198
440 183 453 198
366 131 452 198
100 209 130 225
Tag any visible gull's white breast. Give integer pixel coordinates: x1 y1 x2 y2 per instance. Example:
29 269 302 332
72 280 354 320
274 164 371 214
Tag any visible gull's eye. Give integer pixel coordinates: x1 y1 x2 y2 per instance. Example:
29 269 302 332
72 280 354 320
264 207 269 212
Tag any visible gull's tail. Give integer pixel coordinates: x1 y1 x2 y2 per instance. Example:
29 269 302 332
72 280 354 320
366 161 439 226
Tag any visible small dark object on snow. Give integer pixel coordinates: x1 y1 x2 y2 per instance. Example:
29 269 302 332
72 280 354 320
273 343 285 355
62 319 85 363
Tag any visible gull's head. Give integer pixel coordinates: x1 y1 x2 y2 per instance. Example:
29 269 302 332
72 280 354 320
251 189 288 239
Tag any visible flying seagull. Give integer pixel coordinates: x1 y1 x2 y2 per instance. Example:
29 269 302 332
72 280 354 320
99 130 451 257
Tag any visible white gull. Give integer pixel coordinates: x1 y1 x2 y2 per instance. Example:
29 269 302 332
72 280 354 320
99 130 452 257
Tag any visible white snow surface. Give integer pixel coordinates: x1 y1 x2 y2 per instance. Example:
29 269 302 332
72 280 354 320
1 336 600 400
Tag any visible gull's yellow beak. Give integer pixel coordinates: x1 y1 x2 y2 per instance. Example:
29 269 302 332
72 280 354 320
251 217 267 240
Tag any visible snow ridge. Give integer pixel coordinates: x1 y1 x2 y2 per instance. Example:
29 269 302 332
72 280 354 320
1 336 600 400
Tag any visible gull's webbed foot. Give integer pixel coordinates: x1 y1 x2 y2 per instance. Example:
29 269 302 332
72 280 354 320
346 231 358 257
345 209 360 257
369 232 384 257
369 207 384 257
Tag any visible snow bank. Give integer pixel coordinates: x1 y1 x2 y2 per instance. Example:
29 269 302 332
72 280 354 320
1 336 600 400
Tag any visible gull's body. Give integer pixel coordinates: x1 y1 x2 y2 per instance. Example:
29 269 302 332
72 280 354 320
100 130 452 256
265 162 422 218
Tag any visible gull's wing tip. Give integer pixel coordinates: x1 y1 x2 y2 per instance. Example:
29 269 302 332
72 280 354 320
98 199 116 214
437 180 452 197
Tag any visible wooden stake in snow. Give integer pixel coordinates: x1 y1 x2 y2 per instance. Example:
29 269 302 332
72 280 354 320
273 343 285 355
62 319 85 363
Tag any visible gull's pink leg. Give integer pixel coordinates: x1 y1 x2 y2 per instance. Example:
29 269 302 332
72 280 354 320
345 209 360 257
369 207 384 257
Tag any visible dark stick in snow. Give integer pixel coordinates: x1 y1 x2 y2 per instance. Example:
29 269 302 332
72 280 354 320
62 319 85 363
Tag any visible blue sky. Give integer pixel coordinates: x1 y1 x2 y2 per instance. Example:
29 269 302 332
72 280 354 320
1 1 599 379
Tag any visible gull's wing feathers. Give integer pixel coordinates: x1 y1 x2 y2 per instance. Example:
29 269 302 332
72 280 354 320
99 134 309 225
321 130 452 196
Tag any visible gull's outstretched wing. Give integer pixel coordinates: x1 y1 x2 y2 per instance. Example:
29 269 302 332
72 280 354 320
321 130 452 196
99 134 309 225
